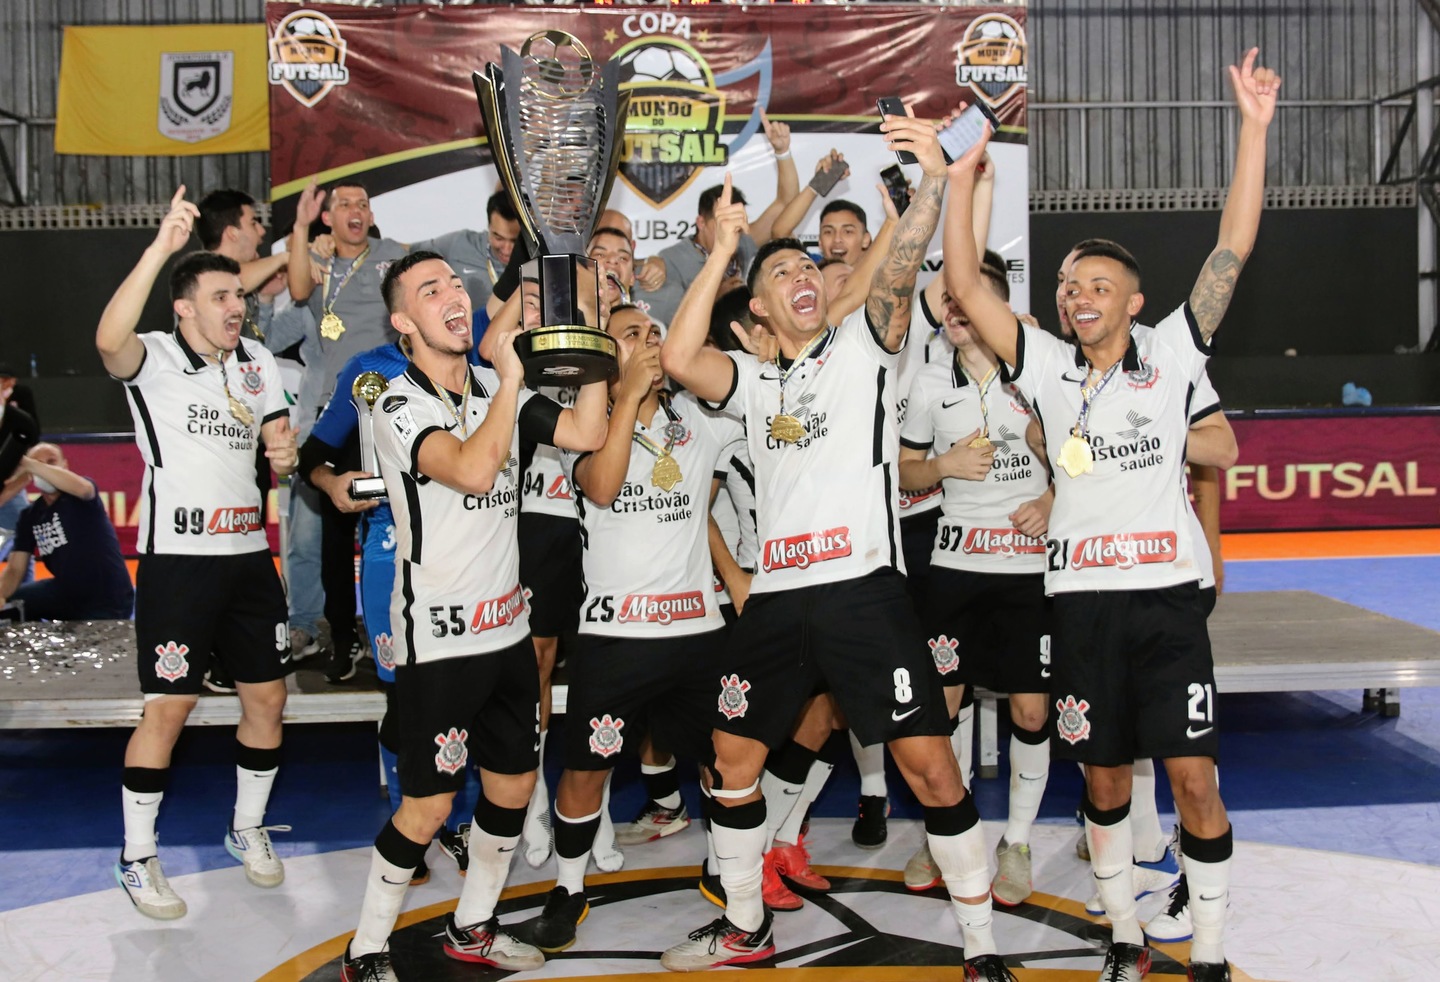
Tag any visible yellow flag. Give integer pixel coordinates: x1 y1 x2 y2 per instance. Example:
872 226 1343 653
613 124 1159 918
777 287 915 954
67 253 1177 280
56 24 269 156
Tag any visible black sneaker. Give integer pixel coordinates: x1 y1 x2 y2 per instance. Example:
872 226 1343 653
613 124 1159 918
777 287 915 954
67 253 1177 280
530 885 589 952
698 858 727 908
340 943 398 982
964 953 1018 981
439 824 469 875
851 795 888 849
324 641 363 684
410 858 429 886
1187 963 1231 982
203 664 236 694
1099 942 1152 982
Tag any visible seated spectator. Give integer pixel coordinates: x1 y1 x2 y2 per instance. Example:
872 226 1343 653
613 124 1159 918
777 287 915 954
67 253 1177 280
0 444 134 620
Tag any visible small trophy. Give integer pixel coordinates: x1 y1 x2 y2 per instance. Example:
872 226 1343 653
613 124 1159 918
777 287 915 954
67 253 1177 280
351 371 389 500
474 30 629 385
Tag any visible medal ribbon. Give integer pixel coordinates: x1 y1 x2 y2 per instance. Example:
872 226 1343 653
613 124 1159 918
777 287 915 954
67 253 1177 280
216 354 254 427
775 325 835 419
1072 360 1123 439
426 374 470 430
631 394 682 460
321 244 371 317
957 356 999 438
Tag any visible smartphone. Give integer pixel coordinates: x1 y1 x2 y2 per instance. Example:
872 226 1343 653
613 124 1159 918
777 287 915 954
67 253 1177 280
880 164 910 217
937 100 1002 164
808 156 847 197
876 97 915 165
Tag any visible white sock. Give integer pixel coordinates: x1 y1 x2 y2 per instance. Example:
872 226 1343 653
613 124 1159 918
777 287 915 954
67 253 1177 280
702 791 720 871
1185 849 1231 963
554 807 600 896
455 819 519 927
1085 812 1143 945
711 815 766 932
930 823 996 957
849 731 888 798
950 704 975 790
352 847 413 957
1130 759 1167 863
777 757 833 845
592 771 622 869
1002 733 1049 847
234 765 278 831
525 730 550 836
121 788 163 862
760 768 805 851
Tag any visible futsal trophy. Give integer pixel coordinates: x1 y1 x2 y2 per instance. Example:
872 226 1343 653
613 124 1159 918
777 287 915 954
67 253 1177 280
474 30 629 385
350 371 389 500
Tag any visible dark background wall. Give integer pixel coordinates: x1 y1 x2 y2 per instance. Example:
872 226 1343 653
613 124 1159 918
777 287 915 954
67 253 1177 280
3 206 1435 433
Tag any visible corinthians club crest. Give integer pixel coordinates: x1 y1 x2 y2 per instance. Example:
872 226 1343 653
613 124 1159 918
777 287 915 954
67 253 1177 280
158 51 234 144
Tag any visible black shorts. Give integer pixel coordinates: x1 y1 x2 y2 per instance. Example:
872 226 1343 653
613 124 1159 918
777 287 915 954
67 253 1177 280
924 567 1052 694
394 638 541 797
900 506 941 603
134 551 289 695
1050 583 1219 766
717 569 950 749
518 513 583 638
562 628 727 771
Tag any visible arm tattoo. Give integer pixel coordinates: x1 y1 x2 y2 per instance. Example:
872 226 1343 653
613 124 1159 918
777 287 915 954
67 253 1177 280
1190 249 1244 342
867 172 945 349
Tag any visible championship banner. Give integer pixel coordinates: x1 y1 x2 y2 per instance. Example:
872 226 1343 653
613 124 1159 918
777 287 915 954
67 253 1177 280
56 24 269 156
1224 413 1440 532
37 438 282 557
265 3 1032 310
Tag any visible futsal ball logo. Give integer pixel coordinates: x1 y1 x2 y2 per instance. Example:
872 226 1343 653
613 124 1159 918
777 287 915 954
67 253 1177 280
268 9 351 108
956 13 1028 108
615 39 728 209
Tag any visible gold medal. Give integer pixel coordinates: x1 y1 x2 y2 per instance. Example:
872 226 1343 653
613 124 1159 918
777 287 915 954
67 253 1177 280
770 414 806 443
319 311 346 340
226 393 255 427
1057 433 1094 478
652 453 683 492
968 435 993 450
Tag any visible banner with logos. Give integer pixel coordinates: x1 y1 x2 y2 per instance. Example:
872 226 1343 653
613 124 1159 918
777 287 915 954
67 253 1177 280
55 24 270 155
1224 413 1440 531
265 3 1034 310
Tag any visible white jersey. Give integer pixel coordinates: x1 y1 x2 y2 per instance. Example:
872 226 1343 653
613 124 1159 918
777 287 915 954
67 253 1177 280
714 307 904 592
714 435 759 571
1006 303 1211 594
901 353 1048 573
119 331 289 556
562 392 741 638
520 383 580 520
895 292 950 518
376 363 558 664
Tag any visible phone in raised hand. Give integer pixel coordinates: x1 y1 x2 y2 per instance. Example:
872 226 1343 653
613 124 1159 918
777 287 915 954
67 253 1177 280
880 164 910 217
937 100 1002 165
876 97 915 165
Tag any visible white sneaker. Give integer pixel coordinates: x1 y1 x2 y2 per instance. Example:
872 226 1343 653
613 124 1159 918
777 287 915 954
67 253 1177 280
1144 874 1193 943
991 839 1033 907
614 800 691 846
903 840 941 891
289 628 320 662
115 856 187 920
225 824 289 887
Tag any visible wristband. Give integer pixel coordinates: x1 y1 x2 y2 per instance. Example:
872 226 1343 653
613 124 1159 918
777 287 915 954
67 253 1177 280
774 149 792 160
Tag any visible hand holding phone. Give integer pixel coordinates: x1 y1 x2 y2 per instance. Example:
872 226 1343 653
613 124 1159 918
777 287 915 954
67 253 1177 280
807 151 849 197
937 100 1001 165
880 164 910 217
876 97 915 165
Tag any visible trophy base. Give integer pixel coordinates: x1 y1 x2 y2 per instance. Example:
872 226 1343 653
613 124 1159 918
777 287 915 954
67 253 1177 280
516 326 618 386
350 476 388 501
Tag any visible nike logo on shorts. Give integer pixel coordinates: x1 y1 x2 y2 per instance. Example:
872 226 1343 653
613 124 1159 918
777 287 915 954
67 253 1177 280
891 706 922 722
1186 725 1214 739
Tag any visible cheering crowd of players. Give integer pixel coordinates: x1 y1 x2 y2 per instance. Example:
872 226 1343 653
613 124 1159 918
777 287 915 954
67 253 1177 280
96 47 1280 982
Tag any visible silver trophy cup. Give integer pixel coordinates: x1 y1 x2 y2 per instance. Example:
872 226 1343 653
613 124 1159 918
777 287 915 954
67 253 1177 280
475 30 629 385
350 371 389 501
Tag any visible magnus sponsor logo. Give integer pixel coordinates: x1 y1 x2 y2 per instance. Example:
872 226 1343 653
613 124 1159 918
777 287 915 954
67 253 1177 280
207 506 263 535
762 527 851 572
1070 532 1177 571
618 591 706 625
470 584 527 633
963 527 1045 556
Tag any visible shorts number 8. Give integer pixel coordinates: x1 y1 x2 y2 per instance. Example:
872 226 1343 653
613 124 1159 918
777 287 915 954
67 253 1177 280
893 667 913 704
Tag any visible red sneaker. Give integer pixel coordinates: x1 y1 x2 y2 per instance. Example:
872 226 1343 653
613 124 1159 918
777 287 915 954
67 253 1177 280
770 838 830 892
761 850 804 911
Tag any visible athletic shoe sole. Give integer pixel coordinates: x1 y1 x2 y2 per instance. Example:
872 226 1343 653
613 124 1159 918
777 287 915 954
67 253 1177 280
533 903 589 953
